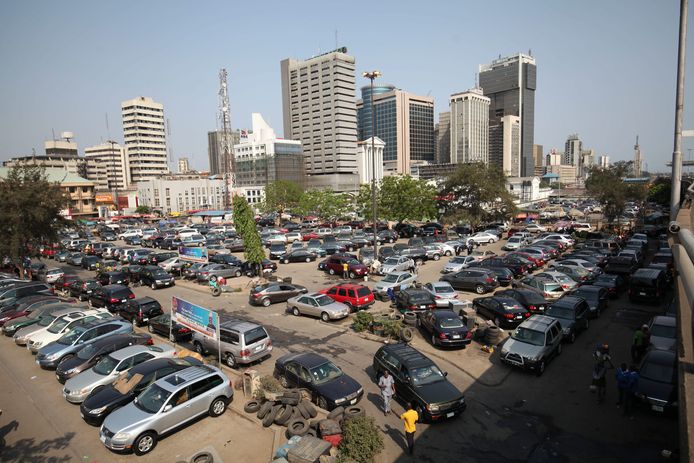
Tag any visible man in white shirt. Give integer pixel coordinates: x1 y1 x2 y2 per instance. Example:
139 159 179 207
378 370 396 415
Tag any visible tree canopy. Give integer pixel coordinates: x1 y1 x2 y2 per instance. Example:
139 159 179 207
439 162 516 227
355 175 436 223
294 188 349 220
585 161 647 223
261 180 303 215
233 195 264 265
0 165 69 278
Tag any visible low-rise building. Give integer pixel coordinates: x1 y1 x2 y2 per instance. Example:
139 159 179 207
137 174 226 215
356 137 385 185
506 176 551 205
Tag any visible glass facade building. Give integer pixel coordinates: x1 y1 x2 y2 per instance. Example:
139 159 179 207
357 84 395 141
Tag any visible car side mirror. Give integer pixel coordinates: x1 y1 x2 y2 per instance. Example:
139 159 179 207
163 404 172 413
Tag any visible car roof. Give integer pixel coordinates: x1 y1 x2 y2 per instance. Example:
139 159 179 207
160 365 220 390
128 357 195 376
520 314 557 330
103 284 130 292
110 344 161 360
381 343 434 369
219 317 263 332
331 283 367 290
402 288 431 296
572 285 603 294
551 296 584 308
632 268 663 278
651 315 676 327
133 296 157 305
644 349 677 365
285 352 330 368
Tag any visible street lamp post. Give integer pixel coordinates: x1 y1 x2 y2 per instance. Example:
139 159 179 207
362 70 381 261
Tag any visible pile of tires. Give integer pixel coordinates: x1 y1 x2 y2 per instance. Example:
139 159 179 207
244 390 318 438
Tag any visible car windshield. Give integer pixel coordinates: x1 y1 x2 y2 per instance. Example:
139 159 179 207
410 365 446 386
315 295 335 307
357 287 371 297
651 324 676 339
134 383 171 414
439 316 464 328
543 283 563 292
546 306 574 320
555 275 573 284
151 270 168 278
37 314 56 326
433 284 454 294
56 326 86 345
382 274 400 283
93 354 119 375
384 258 400 265
244 327 268 345
408 293 431 303
640 359 676 384
511 327 545 346
77 342 100 360
47 317 72 334
309 361 343 384
450 257 466 264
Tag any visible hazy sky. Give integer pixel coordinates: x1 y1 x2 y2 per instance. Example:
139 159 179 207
1 0 692 173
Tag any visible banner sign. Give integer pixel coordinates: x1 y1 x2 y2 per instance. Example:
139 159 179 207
171 297 219 341
178 246 208 263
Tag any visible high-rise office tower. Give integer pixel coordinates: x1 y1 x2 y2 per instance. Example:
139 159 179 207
599 155 610 168
121 96 168 184
436 112 451 164
564 134 582 167
207 130 240 175
357 83 395 141
449 88 490 164
177 157 190 174
489 115 521 176
580 149 595 178
281 47 358 192
479 53 536 176
84 142 128 191
533 144 544 168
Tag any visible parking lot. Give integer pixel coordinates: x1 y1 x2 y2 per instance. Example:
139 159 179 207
0 234 679 463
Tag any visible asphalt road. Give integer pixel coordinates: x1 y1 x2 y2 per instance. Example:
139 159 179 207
2 237 679 463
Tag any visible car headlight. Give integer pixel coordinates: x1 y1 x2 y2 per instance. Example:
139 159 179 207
427 404 440 412
356 387 363 395
89 406 108 415
459 398 466 404
155 280 163 284
32 341 43 348
64 367 78 375
113 432 130 441
45 352 60 361
562 327 570 334
335 397 346 405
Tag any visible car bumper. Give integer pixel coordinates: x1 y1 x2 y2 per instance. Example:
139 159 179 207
500 353 542 371
437 337 472 347
80 406 106 426
332 388 365 409
27 344 42 354
99 433 132 451
63 388 90 404
37 357 61 369
426 402 467 421
238 346 273 365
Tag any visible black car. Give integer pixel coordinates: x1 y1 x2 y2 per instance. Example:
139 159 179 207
123 235 142 246
635 349 678 414
280 250 317 264
55 333 152 384
482 266 514 287
472 296 530 328
321 243 347 255
79 357 201 425
241 259 277 277
68 279 101 302
225 239 245 252
471 257 527 278
394 288 437 313
495 288 548 314
209 254 242 265
88 284 135 312
274 352 363 411
378 246 396 261
440 268 499 294
117 296 164 326
417 310 471 348
146 251 177 265
147 312 192 342
81 255 101 271
373 343 466 422
544 296 590 343
269 244 288 260
160 237 182 250
249 283 307 307
394 223 419 238
566 285 608 318
96 271 129 287
139 266 175 289
399 247 427 265
101 231 117 241
592 273 626 298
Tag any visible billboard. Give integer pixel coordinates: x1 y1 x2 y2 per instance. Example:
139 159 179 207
171 297 219 341
95 194 114 203
178 246 208 263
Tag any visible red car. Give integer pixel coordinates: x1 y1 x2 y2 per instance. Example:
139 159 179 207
508 251 545 268
40 244 61 258
302 231 320 241
53 274 81 293
319 283 374 311
322 255 369 279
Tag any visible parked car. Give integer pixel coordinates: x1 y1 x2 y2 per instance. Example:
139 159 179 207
273 352 363 411
635 349 678 414
63 343 177 404
249 283 308 307
80 356 200 426
12 305 87 345
147 252 178 265
442 256 477 274
380 256 415 275
473 296 530 328
117 297 164 327
0 281 52 301
3 302 75 337
40 268 65 284
322 255 369 279
628 268 668 303
280 250 317 264
287 293 350 322
551 264 597 285
98 364 233 455
417 309 471 348
566 285 608 318
192 318 272 368
647 315 677 351
498 315 564 376
68 279 101 302
495 288 549 314
422 282 459 307
439 268 499 294
534 270 578 291
0 297 64 329
373 343 466 421
89 285 135 312
56 333 153 384
26 308 112 353
372 271 417 299
318 283 374 311
469 232 499 244
592 273 627 298
394 288 437 313
158 257 185 273
147 313 193 342
97 271 129 287
139 266 175 290
544 296 590 343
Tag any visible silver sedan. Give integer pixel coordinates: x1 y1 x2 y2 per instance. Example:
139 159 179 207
286 293 350 322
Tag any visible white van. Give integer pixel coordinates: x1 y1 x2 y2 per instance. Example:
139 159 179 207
177 228 198 238
572 222 593 232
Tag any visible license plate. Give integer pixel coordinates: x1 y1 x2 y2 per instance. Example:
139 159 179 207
452 334 461 339
516 315 522 319
254 345 264 353
117 281 122 284
652 405 664 412
121 299 126 303
446 412 454 418
165 281 171 285
142 318 148 322
639 292 646 296
420 305 426 309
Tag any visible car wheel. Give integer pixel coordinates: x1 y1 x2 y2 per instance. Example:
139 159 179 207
225 353 236 368
133 432 157 456
328 268 335 275
234 270 242 278
445 251 452 257
262 298 271 307
321 312 330 322
536 360 546 376
349 272 356 279
194 342 205 356
292 307 300 316
283 259 289 264
169 333 177 343
305 257 311 263
59 354 74 365
475 285 485 294
316 396 328 411
209 397 228 417
433 254 440 261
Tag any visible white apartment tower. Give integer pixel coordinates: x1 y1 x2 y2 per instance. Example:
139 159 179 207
449 88 490 164
84 142 129 191
121 96 168 184
281 47 358 192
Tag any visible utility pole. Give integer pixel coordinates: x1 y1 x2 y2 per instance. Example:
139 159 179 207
671 0 688 219
219 69 234 212
362 71 381 260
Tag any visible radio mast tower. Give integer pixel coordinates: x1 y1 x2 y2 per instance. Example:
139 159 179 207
633 135 642 177
219 69 234 210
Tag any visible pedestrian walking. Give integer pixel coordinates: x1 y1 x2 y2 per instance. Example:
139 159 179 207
400 402 419 455
342 262 349 279
378 370 396 415
467 240 474 255
631 325 650 363
591 343 614 404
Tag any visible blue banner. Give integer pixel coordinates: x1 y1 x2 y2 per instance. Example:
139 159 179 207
171 296 219 340
178 246 208 263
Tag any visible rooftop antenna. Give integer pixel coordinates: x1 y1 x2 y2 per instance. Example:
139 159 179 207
105 112 111 140
166 118 173 165
51 128 56 141
335 29 338 49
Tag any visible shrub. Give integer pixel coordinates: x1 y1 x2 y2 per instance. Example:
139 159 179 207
338 416 384 463
352 311 374 332
254 375 283 400
381 319 403 339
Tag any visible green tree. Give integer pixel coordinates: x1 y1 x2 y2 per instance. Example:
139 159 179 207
439 163 516 228
260 180 303 217
354 183 379 221
135 205 151 214
585 161 648 224
295 189 349 220
0 165 70 279
379 175 437 223
232 195 264 271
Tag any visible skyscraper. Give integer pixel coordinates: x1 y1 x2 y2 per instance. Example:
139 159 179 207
479 53 537 176
533 144 544 168
564 134 582 167
281 47 358 192
357 83 395 141
449 88 490 164
436 112 451 164
84 142 128 191
489 115 521 176
121 96 168 184
177 157 190 174
208 130 240 175
633 135 642 177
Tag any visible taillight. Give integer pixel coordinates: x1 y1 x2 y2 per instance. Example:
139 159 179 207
267 340 273 347
524 312 531 317
438 333 448 339
410 305 418 310
486 278 494 283
129 293 135 299
145 338 154 345
528 305 537 311
179 327 190 333
239 349 250 358
110 298 119 303
504 313 514 319
138 309 143 318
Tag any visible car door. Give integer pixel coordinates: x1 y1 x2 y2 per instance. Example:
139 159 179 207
337 287 348 304
159 386 196 434
396 365 416 403
420 311 433 335
187 375 224 416
304 298 319 317
267 285 283 303
283 361 302 387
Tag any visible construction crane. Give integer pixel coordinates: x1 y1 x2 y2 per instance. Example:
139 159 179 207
219 69 235 211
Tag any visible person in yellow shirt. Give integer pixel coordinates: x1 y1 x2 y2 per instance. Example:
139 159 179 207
400 402 418 456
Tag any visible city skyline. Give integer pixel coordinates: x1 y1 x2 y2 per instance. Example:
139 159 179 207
1 0 692 173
